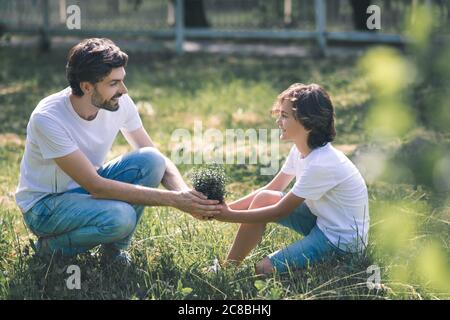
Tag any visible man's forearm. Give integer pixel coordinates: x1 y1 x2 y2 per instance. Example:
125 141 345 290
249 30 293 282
161 156 189 191
92 177 179 207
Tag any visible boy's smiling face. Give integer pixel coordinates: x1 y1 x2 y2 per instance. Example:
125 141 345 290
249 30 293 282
275 100 310 142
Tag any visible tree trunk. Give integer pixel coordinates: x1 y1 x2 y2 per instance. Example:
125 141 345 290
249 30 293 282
284 0 293 27
349 0 373 31
59 0 66 24
184 0 209 28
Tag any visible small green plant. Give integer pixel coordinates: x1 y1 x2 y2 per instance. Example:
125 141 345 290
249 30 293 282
190 164 227 203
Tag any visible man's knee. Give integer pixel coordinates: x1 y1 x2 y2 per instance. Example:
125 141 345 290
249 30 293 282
137 147 166 187
102 202 136 240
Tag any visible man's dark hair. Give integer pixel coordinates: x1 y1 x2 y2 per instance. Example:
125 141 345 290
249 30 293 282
272 83 336 149
66 38 128 96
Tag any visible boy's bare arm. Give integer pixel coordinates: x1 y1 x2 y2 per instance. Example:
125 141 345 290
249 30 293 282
216 191 304 223
228 171 295 210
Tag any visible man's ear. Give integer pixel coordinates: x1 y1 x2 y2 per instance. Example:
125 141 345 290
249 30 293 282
79 81 94 95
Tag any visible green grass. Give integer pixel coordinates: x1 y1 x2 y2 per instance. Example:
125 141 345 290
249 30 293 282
0 45 448 300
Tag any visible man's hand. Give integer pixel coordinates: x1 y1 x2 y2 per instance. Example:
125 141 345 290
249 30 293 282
174 189 222 220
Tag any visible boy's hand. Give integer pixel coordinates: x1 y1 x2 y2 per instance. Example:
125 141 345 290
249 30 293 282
213 203 233 221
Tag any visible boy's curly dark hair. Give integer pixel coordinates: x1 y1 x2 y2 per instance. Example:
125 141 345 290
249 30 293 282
272 83 336 149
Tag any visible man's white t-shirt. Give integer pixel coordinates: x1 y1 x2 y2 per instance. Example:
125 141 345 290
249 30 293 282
15 87 143 213
281 143 369 252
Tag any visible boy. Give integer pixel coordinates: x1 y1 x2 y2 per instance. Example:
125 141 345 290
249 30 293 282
215 83 369 274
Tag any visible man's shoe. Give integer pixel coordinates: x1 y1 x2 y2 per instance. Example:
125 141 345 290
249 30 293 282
30 238 52 258
29 238 70 267
100 245 132 268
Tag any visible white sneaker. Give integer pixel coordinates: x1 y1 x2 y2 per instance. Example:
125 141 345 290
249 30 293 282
204 258 222 274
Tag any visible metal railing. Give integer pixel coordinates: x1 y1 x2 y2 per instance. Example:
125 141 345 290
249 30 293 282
0 0 448 53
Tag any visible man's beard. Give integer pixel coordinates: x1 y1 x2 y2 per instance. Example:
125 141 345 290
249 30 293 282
91 89 121 112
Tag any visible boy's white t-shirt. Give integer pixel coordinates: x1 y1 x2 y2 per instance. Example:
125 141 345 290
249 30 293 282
281 143 369 252
15 87 143 213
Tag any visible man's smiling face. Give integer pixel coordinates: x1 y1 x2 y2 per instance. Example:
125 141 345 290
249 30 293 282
90 67 128 112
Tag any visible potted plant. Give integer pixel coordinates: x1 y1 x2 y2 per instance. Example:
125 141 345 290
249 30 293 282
190 164 227 203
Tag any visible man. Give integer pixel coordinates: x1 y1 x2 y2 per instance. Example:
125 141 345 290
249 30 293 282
15 38 221 265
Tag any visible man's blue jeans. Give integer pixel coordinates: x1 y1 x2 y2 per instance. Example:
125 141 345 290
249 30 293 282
23 147 166 257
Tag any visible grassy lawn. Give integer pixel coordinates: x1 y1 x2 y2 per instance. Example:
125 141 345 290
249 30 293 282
0 45 448 300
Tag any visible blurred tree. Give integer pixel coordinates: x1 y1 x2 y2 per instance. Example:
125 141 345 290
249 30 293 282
360 5 450 192
360 5 450 296
410 32 450 131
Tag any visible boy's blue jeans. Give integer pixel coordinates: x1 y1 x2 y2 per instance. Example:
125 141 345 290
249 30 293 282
269 193 348 273
23 147 166 257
